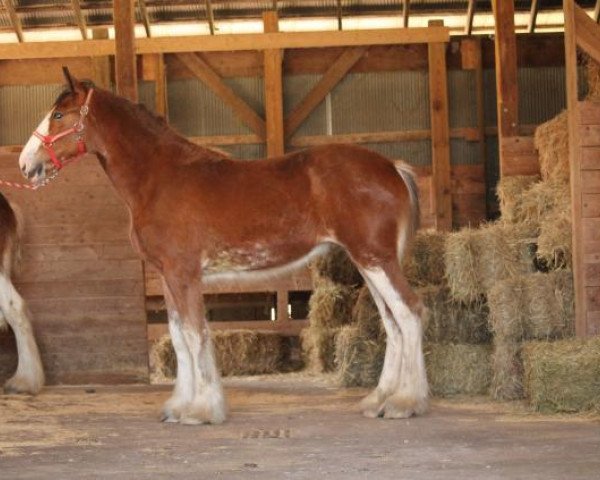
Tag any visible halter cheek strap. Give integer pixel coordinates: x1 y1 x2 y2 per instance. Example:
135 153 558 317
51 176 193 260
33 89 94 171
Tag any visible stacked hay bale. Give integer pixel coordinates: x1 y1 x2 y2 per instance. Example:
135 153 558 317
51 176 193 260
150 330 291 382
301 245 361 372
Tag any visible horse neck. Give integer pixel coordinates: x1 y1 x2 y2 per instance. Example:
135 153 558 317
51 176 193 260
85 90 174 209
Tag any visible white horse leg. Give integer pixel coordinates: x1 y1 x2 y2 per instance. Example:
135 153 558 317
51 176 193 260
0 273 44 395
179 323 226 425
161 279 194 422
363 266 428 419
358 276 403 418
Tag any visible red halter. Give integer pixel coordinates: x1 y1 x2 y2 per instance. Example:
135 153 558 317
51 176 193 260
33 89 94 171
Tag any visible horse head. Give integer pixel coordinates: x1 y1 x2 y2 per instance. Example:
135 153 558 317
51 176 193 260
19 67 94 185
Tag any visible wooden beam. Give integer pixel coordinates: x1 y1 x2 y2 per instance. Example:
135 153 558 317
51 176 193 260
2 0 24 43
465 0 476 35
263 11 284 157
205 0 216 35
0 26 450 60
285 47 367 139
403 0 410 28
428 20 452 231
492 0 519 177
91 28 111 89
175 52 266 139
71 0 88 40
594 0 600 23
154 53 168 118
139 0 152 37
528 0 539 34
336 0 343 30
114 0 138 101
574 2 600 65
564 0 587 337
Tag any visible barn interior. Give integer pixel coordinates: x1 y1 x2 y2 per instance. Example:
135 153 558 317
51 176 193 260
0 1 599 478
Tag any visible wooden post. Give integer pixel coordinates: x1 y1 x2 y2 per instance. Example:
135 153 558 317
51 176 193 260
263 11 285 157
114 0 138 101
155 53 168 118
428 20 452 231
91 28 111 89
492 0 519 176
564 0 589 337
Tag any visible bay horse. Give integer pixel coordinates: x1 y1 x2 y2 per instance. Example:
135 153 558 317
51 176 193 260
0 192 45 394
18 69 428 424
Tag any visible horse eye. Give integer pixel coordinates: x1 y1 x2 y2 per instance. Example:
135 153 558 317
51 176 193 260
52 111 63 120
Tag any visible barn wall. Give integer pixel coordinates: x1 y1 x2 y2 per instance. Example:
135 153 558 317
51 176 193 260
0 154 148 385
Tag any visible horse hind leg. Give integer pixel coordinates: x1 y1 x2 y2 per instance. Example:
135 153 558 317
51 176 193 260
0 273 44 395
358 276 404 418
361 262 428 419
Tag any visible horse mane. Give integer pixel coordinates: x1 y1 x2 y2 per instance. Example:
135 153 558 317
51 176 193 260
56 81 231 162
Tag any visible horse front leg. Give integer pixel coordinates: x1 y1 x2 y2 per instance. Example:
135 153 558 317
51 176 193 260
0 273 44 395
162 273 227 425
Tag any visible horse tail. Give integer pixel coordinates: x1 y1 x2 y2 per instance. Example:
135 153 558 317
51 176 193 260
394 160 420 261
7 201 24 275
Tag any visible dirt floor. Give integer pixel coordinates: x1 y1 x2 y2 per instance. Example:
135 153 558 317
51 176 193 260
1 374 599 480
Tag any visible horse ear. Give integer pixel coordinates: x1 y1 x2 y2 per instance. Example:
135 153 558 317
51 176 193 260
62 66 76 94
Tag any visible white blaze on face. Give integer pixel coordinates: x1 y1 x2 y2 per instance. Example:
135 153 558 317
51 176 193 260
18 111 52 177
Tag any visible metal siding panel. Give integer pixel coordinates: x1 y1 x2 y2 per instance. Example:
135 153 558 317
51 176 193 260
362 141 431 167
284 74 327 137
138 81 156 112
518 66 566 125
450 138 480 165
448 69 477 128
330 71 430 134
0 84 61 145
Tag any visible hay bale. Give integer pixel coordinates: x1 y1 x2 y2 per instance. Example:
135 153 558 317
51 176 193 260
311 244 363 286
445 222 537 303
300 326 340 373
496 175 540 223
425 344 492 396
517 179 570 225
491 340 524 400
403 229 447 287
352 285 384 340
488 271 575 342
420 286 491 345
307 279 357 329
534 111 569 184
335 325 385 388
523 337 600 413
150 330 289 380
586 55 600 101
537 202 572 270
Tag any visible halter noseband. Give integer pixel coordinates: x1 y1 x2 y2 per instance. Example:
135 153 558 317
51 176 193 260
33 88 94 171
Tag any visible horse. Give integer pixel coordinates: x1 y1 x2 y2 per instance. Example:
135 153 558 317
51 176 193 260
0 192 45 394
18 68 428 424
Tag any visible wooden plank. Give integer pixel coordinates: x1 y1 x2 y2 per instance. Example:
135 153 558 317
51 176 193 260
71 0 88 40
175 52 266 139
16 279 144 300
582 193 600 217
428 20 452 231
501 136 540 176
154 53 168 117
189 134 262 146
585 286 600 312
528 0 540 34
464 0 476 35
581 146 600 169
91 29 111 89
579 100 600 125
574 2 600 65
582 218 600 246
0 27 450 60
402 0 410 28
114 0 138 101
263 11 285 157
138 0 152 37
586 311 600 336
1 0 24 42
580 125 600 146
582 171 600 193
285 46 367 139
585 263 600 287
595 0 600 23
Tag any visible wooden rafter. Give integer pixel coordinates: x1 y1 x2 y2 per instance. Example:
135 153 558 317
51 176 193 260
71 0 88 40
573 2 600 65
263 11 284 157
403 0 410 28
336 0 343 31
285 47 367 139
139 0 152 37
114 0 138 101
465 0 476 35
528 0 539 34
2 0 24 43
175 52 266 138
205 0 216 35
594 0 600 23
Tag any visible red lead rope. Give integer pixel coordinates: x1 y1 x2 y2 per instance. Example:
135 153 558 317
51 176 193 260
0 89 93 192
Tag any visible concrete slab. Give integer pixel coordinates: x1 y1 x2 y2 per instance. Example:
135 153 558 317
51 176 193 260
1 374 599 480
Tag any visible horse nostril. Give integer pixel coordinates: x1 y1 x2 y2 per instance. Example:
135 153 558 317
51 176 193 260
27 164 43 179
20 164 26 174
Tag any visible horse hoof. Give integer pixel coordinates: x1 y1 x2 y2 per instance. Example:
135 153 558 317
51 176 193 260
3 376 42 395
382 394 428 419
359 388 386 418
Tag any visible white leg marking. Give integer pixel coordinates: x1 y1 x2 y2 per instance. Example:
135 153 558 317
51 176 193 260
0 274 44 394
363 268 428 418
